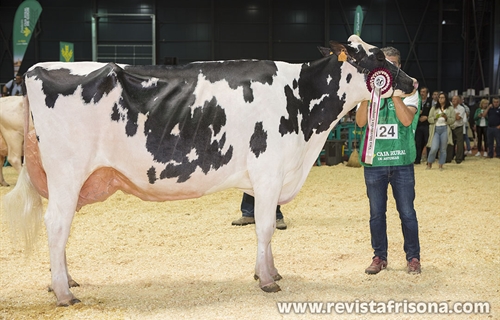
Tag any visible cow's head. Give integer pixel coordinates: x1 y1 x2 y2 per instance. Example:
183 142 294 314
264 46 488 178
319 35 417 98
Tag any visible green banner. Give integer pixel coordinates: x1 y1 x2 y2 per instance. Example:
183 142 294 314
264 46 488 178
12 0 42 75
60 42 74 62
354 5 363 36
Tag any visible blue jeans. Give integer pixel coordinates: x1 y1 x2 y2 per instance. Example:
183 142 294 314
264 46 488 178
464 126 471 151
241 193 283 220
364 164 420 262
487 126 500 157
427 126 448 165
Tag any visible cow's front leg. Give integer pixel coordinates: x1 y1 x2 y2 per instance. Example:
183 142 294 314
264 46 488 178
45 201 80 306
253 192 281 292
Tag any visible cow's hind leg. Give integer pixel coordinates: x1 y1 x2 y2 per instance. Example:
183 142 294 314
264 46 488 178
47 252 80 292
0 134 9 186
252 186 282 293
44 194 81 306
0 155 9 186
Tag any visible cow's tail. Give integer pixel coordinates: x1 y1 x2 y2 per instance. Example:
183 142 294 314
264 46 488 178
3 166 44 254
2 94 44 254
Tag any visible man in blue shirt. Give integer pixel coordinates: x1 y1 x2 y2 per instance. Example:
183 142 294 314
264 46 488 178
2 74 23 96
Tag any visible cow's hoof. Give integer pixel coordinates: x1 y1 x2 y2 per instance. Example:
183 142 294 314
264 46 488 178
261 283 281 293
57 298 81 307
254 273 282 281
69 280 80 288
0 181 9 187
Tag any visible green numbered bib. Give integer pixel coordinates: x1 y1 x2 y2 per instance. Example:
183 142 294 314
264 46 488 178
359 97 420 167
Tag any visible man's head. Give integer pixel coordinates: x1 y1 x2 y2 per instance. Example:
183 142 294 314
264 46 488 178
380 47 401 68
14 74 22 84
451 95 460 107
419 87 429 100
458 95 466 105
432 91 439 101
493 97 500 108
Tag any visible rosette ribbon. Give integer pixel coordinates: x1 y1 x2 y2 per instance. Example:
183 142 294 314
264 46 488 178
361 68 393 164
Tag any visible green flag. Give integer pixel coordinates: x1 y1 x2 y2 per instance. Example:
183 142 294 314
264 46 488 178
354 5 363 36
60 42 74 62
12 0 42 75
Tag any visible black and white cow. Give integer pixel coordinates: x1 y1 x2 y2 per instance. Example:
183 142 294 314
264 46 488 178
3 35 417 306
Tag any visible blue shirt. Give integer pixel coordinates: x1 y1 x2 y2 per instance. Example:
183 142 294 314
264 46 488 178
487 106 500 127
4 79 23 96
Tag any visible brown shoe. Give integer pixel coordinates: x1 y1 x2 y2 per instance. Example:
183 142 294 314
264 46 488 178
365 256 387 274
276 218 287 230
407 258 421 274
231 216 255 226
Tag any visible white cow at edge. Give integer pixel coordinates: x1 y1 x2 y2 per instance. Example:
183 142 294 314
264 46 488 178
3 35 417 306
0 96 24 186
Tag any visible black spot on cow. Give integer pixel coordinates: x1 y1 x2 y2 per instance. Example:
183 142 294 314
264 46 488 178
279 56 345 141
346 73 352 83
249 122 267 158
147 167 157 184
27 64 118 108
111 103 121 122
279 85 301 136
198 60 278 103
143 95 233 183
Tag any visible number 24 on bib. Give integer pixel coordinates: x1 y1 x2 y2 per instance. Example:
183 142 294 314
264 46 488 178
377 124 398 139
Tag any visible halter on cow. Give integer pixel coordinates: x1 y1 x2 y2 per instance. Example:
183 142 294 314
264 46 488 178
3 35 417 306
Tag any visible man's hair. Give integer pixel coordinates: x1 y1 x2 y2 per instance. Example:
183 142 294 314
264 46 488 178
380 47 401 65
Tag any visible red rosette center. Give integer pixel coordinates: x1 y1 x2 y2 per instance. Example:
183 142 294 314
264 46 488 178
365 68 393 94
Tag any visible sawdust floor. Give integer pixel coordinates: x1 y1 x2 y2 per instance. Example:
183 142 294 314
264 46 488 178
0 155 499 319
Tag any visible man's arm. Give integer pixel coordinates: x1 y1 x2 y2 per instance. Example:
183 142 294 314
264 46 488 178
2 80 11 95
356 100 369 127
485 104 492 117
393 94 418 127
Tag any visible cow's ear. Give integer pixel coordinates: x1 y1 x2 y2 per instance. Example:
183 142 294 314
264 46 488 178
329 41 350 62
317 46 333 57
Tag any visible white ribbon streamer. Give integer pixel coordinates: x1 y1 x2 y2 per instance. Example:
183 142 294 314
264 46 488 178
362 87 381 164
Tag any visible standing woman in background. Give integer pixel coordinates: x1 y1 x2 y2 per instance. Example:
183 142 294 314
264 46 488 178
426 93 456 170
474 99 489 157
